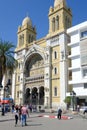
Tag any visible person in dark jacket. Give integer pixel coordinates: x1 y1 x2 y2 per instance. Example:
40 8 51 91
57 108 62 119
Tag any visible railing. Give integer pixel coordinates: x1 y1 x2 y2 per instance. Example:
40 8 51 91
25 74 44 83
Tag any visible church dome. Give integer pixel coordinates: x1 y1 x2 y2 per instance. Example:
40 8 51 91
22 16 32 26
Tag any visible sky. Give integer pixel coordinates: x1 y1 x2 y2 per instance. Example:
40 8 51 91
0 0 87 47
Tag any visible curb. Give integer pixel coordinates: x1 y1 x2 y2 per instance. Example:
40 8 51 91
38 115 73 120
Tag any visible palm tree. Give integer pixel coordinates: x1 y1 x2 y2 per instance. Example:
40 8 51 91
0 39 18 87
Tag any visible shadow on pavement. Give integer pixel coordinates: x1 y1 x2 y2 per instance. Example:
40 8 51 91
26 123 42 127
0 118 14 122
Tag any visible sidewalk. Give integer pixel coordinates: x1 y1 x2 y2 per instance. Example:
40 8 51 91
39 110 74 120
0 112 14 122
0 110 81 121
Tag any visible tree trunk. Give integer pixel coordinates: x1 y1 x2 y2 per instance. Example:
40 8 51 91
0 64 3 85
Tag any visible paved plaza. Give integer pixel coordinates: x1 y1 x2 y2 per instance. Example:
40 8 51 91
0 112 87 130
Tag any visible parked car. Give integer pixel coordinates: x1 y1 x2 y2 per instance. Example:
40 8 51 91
4 104 11 112
80 106 87 113
0 104 10 112
0 104 2 112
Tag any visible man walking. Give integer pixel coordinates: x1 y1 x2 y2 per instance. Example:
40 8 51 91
57 108 62 119
21 105 28 126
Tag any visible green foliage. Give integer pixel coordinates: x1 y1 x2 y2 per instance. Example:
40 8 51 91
64 96 71 105
0 39 18 84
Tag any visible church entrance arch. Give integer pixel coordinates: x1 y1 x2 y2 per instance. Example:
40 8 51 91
24 52 45 106
24 53 44 78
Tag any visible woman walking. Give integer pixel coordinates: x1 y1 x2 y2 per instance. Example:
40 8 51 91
14 109 19 127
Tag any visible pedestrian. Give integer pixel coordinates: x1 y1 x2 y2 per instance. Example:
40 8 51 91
12 104 15 113
57 107 62 119
77 105 80 112
15 105 19 112
18 105 22 121
29 104 32 113
1 105 5 116
21 104 28 127
14 109 19 127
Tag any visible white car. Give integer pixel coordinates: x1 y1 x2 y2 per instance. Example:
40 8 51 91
80 106 87 113
0 105 2 112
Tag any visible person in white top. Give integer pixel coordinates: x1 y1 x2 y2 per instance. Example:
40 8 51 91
21 105 28 127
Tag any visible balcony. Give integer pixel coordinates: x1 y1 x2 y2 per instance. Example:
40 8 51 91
68 54 80 59
25 74 44 84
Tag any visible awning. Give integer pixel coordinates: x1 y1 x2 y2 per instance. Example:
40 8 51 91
0 100 10 104
3 98 13 101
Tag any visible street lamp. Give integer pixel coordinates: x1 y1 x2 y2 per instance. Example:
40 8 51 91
0 80 11 116
0 83 3 101
70 91 76 111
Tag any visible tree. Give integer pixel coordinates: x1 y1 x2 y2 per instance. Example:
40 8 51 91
64 96 71 110
64 96 71 104
0 39 18 87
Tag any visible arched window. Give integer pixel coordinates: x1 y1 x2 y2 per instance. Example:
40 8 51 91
21 34 24 44
18 63 20 69
54 51 57 59
66 16 70 29
54 87 57 96
18 75 20 82
52 17 55 32
19 34 24 46
54 67 57 75
19 35 21 46
68 18 71 28
56 16 59 30
65 16 68 29
17 91 19 98
31 36 33 42
28 35 31 43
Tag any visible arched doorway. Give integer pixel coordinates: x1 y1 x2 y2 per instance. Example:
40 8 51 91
39 86 44 105
24 88 30 104
32 87 38 105
24 87 45 105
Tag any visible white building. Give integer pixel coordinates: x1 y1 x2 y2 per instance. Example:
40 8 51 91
67 21 87 106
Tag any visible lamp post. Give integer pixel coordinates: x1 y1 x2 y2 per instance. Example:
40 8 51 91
2 85 9 116
0 80 10 116
70 91 76 111
0 83 3 101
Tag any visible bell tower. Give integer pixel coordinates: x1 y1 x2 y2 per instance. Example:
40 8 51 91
16 16 36 50
48 0 72 36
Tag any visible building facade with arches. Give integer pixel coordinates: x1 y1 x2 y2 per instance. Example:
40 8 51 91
12 0 72 109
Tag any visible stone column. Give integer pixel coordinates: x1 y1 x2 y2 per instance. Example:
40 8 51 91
37 88 40 105
44 88 50 108
30 88 32 104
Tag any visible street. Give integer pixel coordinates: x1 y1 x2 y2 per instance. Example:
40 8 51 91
0 112 87 130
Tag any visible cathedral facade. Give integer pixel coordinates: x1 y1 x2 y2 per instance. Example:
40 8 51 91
12 0 72 109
